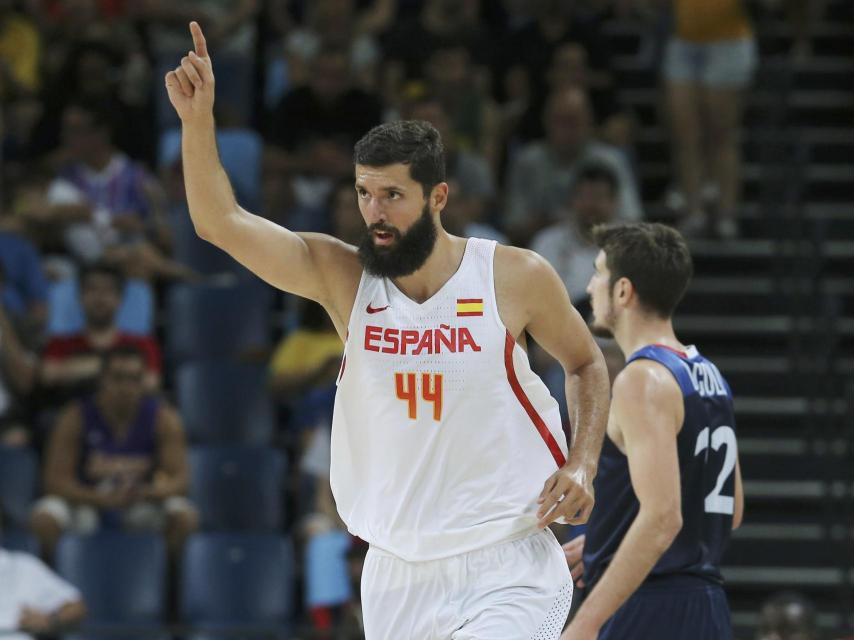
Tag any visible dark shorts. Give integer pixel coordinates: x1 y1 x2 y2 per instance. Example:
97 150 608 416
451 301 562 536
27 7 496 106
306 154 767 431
599 577 733 640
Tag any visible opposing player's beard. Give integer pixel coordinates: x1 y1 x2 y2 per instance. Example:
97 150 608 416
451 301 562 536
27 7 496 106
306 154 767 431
589 300 617 338
358 203 437 278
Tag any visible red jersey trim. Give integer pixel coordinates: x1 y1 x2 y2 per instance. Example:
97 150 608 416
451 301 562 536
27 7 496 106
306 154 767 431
652 343 688 359
504 330 566 468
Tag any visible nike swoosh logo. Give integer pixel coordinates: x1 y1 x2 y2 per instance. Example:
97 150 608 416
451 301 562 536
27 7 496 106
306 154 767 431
366 304 390 314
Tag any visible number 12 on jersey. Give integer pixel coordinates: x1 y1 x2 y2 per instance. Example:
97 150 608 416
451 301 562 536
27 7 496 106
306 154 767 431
395 372 443 421
694 425 737 515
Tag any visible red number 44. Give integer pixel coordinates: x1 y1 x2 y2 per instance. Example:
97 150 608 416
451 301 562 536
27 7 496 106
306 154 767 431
395 372 443 421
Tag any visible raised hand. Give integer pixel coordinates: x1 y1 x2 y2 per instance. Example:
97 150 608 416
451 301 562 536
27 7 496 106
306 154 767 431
164 21 215 123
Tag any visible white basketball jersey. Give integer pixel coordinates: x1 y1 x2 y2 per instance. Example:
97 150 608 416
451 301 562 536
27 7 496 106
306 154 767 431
330 238 569 561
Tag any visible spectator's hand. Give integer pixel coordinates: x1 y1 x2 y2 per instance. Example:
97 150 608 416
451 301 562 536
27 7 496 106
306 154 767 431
536 462 595 528
18 607 52 634
562 534 586 588
96 487 137 510
165 22 215 124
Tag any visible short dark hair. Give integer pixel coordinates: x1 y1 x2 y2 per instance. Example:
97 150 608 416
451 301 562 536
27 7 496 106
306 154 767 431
353 120 446 196
80 262 124 292
592 222 693 319
572 162 619 197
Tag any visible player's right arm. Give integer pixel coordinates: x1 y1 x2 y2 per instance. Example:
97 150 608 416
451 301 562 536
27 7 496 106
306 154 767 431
561 360 684 639
164 22 361 333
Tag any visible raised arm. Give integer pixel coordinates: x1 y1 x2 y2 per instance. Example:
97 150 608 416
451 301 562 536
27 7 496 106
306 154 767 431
496 247 610 527
164 22 361 332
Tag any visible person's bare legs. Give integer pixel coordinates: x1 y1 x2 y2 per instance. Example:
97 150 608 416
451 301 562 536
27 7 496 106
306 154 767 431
703 86 745 237
666 80 706 233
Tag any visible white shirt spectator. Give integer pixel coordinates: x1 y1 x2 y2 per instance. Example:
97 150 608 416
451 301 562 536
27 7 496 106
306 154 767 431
530 219 598 302
0 548 82 640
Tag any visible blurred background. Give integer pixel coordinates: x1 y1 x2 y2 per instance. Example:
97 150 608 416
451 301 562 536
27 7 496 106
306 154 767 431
0 0 852 639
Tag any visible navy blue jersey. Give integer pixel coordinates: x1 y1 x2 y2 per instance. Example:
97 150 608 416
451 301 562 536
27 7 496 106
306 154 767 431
78 395 160 490
583 344 738 589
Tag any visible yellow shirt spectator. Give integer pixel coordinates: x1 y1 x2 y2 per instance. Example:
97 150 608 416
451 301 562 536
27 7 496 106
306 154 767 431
269 329 343 379
0 13 40 95
675 0 752 43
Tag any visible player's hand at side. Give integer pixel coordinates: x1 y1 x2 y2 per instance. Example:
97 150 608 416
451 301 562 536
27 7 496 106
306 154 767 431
562 534 586 587
536 463 594 528
164 21 215 123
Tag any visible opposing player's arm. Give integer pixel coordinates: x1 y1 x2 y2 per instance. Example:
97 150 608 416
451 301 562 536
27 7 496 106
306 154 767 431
733 457 744 529
165 22 361 331
495 247 610 527
564 360 684 636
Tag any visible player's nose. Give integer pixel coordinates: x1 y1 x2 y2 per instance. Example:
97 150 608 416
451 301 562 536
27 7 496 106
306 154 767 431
363 197 387 225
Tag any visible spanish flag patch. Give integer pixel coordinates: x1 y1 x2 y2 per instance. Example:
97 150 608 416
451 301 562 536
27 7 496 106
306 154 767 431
456 298 484 317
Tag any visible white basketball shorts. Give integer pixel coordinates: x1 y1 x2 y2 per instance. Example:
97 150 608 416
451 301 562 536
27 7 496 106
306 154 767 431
361 528 573 639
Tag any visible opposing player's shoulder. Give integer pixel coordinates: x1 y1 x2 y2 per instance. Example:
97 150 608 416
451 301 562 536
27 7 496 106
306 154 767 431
612 359 683 425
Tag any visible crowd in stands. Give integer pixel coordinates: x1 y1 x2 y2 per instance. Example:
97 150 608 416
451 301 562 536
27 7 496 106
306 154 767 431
0 0 815 637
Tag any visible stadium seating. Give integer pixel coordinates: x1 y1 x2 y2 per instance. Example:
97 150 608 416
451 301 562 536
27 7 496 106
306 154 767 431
56 532 166 629
176 361 275 445
189 446 285 531
158 128 263 212
181 533 295 632
166 283 272 363
0 447 38 528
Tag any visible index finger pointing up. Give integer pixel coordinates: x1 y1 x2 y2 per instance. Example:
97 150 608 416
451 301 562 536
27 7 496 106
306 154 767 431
190 21 208 58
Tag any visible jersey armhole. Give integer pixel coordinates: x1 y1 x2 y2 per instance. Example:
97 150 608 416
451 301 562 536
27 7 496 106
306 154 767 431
342 269 368 340
484 239 510 333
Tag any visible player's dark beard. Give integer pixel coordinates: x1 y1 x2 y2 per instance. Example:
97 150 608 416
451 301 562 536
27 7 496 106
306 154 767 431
358 203 437 278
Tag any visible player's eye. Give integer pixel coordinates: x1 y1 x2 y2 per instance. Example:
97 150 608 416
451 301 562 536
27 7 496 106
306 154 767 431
388 191 400 200
357 188 368 198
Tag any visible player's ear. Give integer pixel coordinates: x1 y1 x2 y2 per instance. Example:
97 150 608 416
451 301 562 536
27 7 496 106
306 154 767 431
615 277 632 306
430 182 449 212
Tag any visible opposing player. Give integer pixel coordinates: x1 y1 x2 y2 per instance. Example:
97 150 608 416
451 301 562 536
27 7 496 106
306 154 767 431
166 23 610 639
560 223 744 640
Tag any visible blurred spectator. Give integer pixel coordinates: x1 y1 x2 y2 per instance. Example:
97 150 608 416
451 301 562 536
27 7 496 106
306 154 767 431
545 42 635 152
265 46 382 230
46 101 196 282
269 300 342 431
530 162 619 303
41 263 161 410
504 87 642 245
267 46 383 167
0 0 41 99
0 295 38 447
0 535 86 640
380 0 492 98
0 228 48 339
756 591 819 640
270 0 394 93
35 37 154 165
406 97 505 242
421 42 499 167
494 0 612 127
663 0 756 238
141 0 260 128
327 179 365 246
31 344 197 558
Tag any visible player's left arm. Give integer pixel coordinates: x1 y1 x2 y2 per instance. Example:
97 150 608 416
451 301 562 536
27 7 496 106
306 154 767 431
562 361 683 639
500 248 610 528
733 457 744 529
